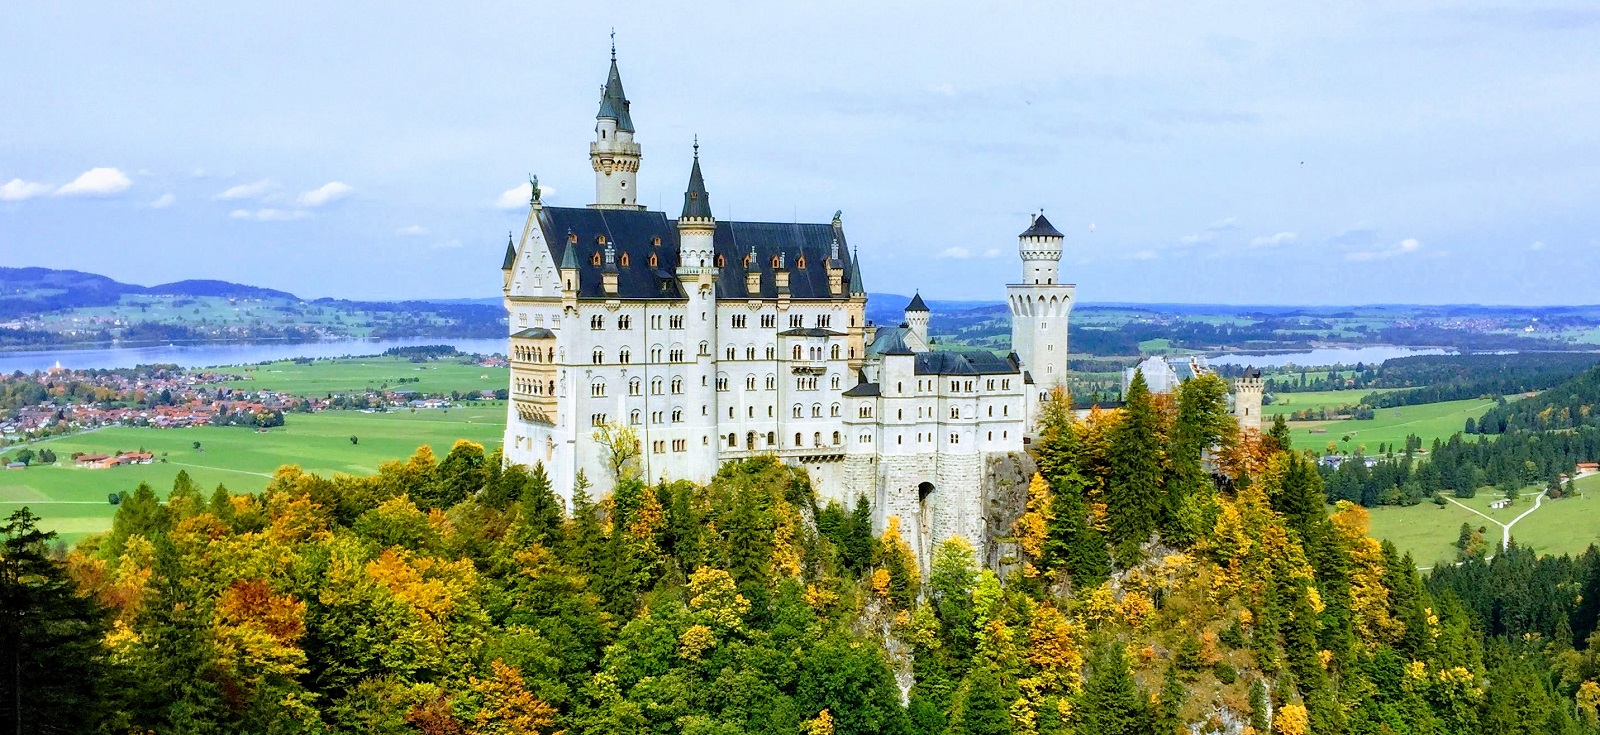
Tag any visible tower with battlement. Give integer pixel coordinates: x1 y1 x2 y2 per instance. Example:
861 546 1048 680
1006 213 1074 422
1233 369 1264 432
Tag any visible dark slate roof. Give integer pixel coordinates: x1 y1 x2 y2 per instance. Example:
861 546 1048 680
867 327 914 357
847 247 866 295
913 350 1021 376
511 327 555 339
537 207 685 301
710 220 858 301
1019 213 1064 238
534 207 859 301
681 156 712 219
501 233 517 270
596 58 634 132
842 381 881 397
905 293 929 312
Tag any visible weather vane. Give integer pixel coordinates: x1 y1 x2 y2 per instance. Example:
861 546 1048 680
693 134 699 157
610 28 616 60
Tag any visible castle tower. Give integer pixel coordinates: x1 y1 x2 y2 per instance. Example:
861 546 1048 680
1234 368 1264 432
677 144 721 479
590 45 643 210
1006 212 1075 420
904 293 930 348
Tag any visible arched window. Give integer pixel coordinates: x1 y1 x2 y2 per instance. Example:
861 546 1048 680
619 252 630 267
729 434 738 448
796 256 806 269
813 431 821 447
792 404 803 418
669 348 684 362
832 431 841 445
766 346 775 360
746 376 757 391
726 346 737 360
651 378 663 395
672 408 683 422
618 315 631 330
831 403 841 417
792 344 802 360
590 380 606 397
590 315 604 330
618 348 631 364
771 256 781 269
699 341 709 356
794 432 802 446
671 377 683 394
811 404 822 418
767 431 776 446
830 375 841 390
715 254 726 267
766 375 776 390
629 378 641 396
746 346 756 360
592 348 603 364
590 252 602 266
630 409 641 425
547 380 555 395
830 344 841 360
547 347 555 362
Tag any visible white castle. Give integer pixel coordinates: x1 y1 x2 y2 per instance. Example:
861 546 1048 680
499 51 1073 562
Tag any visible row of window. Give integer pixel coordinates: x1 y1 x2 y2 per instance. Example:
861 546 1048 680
593 347 691 364
514 378 554 396
512 345 554 363
590 314 686 330
630 408 685 425
649 439 690 453
889 405 1012 420
895 378 1013 394
727 430 843 449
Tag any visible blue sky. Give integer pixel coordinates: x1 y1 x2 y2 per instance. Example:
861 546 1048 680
2 2 1597 304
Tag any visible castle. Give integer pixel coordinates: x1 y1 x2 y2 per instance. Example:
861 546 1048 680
499 50 1073 563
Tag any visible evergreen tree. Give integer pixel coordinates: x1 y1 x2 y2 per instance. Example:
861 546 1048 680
1033 386 1079 483
0 509 111 733
1105 370 1164 545
1269 412 1293 450
1077 644 1156 735
948 665 1012 735
1043 471 1110 589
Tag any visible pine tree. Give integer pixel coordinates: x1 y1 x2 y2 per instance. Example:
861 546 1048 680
1044 471 1110 589
1269 412 1293 451
1077 644 1155 735
948 665 1013 735
1033 386 1079 483
1105 370 1164 545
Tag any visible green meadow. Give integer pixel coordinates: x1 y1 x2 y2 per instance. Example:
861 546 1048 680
1279 396 1496 453
220 356 509 396
1366 473 1600 567
0 406 507 543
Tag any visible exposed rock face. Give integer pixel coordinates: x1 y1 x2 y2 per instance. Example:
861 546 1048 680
981 451 1037 574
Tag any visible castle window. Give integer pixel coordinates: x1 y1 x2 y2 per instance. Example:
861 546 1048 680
652 236 661 247
597 235 607 245
812 404 822 418
761 314 776 329
630 409 641 425
629 378 641 396
648 253 658 267
897 382 902 393
1003 405 1009 416
618 348 631 364
831 403 841 417
590 380 606 397
652 411 663 424
861 434 872 444
651 378 663 395
699 341 709 356
741 254 751 268
590 315 604 330
833 431 841 445
591 252 602 266
790 314 804 328
732 314 747 328
792 404 803 418
747 376 757 391
672 408 683 423
766 375 776 390
859 404 873 418
670 348 684 362
619 253 630 267
830 344 841 360
951 407 959 419
747 346 756 360
673 439 686 452
767 431 776 446
794 432 802 446
817 315 830 328
897 409 903 420
591 413 607 426
729 434 738 448
771 256 781 269
950 433 959 444
618 315 631 329
987 380 995 391
1002 379 1010 390
671 377 683 394
670 315 684 329
796 256 806 269
792 345 802 360
592 348 603 364
651 347 663 361
897 435 903 445
717 377 729 391
813 431 821 447
716 254 726 267
988 406 993 417
568 232 578 244
766 346 776 359
726 347 736 360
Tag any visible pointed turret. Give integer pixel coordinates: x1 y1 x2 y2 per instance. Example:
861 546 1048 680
847 246 866 295
595 51 634 132
905 292 930 348
501 232 517 270
905 293 930 312
681 152 712 220
1018 212 1064 239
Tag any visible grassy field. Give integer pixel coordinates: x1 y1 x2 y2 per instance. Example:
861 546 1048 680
1366 473 1600 567
0 406 506 543
221 356 508 396
1281 396 1495 453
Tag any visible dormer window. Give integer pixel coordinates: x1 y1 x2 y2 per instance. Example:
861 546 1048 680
716 254 726 268
591 252 602 266
741 255 750 268
652 236 661 247
596 235 607 245
796 256 806 269
648 253 659 267
568 232 577 244
619 253 630 267
771 256 781 269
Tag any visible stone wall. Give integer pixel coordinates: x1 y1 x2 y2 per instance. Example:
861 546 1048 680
980 451 1037 574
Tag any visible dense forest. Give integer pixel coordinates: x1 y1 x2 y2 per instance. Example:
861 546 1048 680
4 374 1599 733
1264 353 1600 397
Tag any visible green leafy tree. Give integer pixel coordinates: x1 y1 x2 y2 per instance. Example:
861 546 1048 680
1105 370 1164 545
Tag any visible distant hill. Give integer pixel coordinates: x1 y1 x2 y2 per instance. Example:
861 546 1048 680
146 279 299 301
0 267 305 318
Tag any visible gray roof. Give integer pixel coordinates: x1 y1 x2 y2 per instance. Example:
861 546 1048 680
501 233 517 270
535 206 860 301
596 58 634 132
905 293 929 312
778 327 847 338
511 327 555 339
847 247 866 295
1019 213 1064 239
842 381 881 397
867 327 915 357
913 350 1021 376
681 155 712 219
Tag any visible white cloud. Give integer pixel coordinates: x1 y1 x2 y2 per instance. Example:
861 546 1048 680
230 208 309 221
216 180 275 200
149 193 177 209
1179 216 1239 245
496 183 534 209
1250 231 1297 247
0 179 53 201
396 225 428 236
1531 240 1546 250
936 246 972 259
297 181 353 207
982 248 1002 258
56 167 131 196
1347 237 1422 261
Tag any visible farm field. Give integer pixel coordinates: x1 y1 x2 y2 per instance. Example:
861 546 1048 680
220 356 508 396
1366 473 1600 567
1283 396 1497 453
1264 389 1387 415
0 405 506 543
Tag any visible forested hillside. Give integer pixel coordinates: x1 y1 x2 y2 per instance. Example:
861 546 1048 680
3 374 1598 733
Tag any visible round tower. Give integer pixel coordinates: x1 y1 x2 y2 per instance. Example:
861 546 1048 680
904 293 930 349
1019 212 1065 285
591 46 643 209
1233 368 1264 432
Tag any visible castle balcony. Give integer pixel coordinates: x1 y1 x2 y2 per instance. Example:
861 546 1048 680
722 447 847 463
512 397 556 426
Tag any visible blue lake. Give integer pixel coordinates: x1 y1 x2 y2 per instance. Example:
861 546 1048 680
1208 345 1454 368
0 337 508 373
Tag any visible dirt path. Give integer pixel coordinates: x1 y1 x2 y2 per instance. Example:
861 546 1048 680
1443 491 1545 552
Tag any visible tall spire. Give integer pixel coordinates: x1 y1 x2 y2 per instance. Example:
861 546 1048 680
681 138 712 220
595 39 634 133
501 231 517 270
